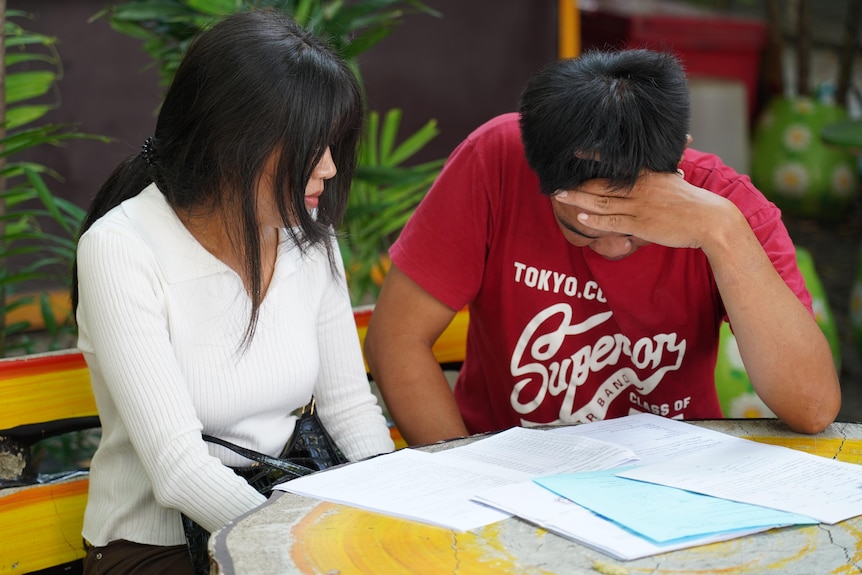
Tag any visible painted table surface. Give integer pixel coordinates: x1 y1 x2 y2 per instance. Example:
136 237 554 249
209 419 862 575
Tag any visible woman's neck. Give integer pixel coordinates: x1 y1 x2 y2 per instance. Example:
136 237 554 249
177 209 278 299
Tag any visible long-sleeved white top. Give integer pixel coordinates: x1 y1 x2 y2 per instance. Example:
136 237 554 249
76 184 394 546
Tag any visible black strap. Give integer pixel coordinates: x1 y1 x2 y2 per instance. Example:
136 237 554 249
201 434 315 478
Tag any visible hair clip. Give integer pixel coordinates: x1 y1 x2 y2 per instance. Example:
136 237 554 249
142 137 155 165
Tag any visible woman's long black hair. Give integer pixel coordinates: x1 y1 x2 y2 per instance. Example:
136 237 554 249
72 9 363 346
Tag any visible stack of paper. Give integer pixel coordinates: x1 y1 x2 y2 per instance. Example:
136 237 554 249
276 413 862 560
279 426 637 531
471 481 782 561
536 467 816 544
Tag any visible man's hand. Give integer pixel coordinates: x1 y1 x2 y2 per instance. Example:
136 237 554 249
556 171 840 434
553 171 743 254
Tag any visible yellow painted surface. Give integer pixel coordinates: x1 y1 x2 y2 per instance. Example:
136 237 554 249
0 480 88 574
291 503 554 575
0 352 95 430
558 0 580 59
746 436 862 464
835 521 862 574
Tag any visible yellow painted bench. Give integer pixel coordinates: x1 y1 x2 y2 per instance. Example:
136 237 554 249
0 350 95 574
352 304 469 370
0 306 469 574
7 295 832 573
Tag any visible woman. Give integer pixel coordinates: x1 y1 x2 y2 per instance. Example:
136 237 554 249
72 10 394 573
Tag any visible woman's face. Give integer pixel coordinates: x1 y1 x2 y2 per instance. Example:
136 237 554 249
303 147 337 211
256 147 338 228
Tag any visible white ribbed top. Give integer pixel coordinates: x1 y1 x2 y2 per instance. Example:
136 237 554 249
76 184 394 546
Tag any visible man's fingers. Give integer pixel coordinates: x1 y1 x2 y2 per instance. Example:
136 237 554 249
553 189 619 211
577 211 629 233
592 194 612 210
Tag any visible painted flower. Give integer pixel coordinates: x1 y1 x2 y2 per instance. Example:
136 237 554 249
811 297 829 325
758 110 774 127
783 124 812 151
722 332 746 372
831 164 856 198
773 163 809 197
793 98 815 114
729 392 777 419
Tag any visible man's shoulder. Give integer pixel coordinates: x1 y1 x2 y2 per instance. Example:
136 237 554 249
681 148 755 193
680 147 726 171
465 112 521 143
680 148 776 217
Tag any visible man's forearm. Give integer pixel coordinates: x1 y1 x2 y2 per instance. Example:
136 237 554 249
706 222 841 433
370 353 469 445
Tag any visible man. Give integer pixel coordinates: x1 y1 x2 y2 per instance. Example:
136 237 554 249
364 49 840 445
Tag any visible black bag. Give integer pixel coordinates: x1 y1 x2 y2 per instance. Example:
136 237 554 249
183 397 348 575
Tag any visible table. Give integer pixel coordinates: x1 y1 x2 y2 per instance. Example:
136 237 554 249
209 419 862 575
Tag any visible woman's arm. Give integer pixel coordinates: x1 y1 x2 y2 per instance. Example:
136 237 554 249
313 239 395 459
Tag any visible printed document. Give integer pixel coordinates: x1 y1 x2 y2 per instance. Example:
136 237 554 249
545 412 747 464
534 467 816 542
276 426 636 531
276 413 860 559
618 438 862 524
472 481 775 561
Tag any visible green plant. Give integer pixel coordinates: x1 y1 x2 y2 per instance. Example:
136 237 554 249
96 0 439 86
343 109 443 303
97 0 445 304
0 11 110 356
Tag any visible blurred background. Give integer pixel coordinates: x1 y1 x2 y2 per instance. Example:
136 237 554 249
3 0 862 421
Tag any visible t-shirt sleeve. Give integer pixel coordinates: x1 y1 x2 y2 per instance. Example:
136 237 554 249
745 202 813 313
681 149 813 319
390 122 506 311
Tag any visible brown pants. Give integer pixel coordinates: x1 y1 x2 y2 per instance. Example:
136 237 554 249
83 539 195 575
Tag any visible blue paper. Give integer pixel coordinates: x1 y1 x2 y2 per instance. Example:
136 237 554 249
535 467 818 543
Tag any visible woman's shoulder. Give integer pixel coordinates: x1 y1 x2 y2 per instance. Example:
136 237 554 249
77 185 203 279
82 185 189 248
83 184 164 234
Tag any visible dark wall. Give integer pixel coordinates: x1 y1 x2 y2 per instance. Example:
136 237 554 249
358 1 558 163
6 1 557 209
7 0 163 208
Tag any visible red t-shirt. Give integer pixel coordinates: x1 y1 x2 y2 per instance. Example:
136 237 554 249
390 113 810 433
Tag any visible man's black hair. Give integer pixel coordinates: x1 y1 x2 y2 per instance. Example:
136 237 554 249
519 49 690 195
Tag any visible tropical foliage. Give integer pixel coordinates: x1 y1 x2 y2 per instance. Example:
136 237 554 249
0 11 109 356
97 0 445 304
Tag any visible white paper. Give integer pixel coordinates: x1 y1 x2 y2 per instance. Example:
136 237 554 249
535 468 816 542
276 426 638 531
279 448 512 531
472 481 772 561
546 412 746 464
618 438 862 524
436 426 638 474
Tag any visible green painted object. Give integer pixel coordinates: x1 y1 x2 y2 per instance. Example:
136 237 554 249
715 247 841 418
751 97 858 220
821 119 862 152
850 246 862 359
